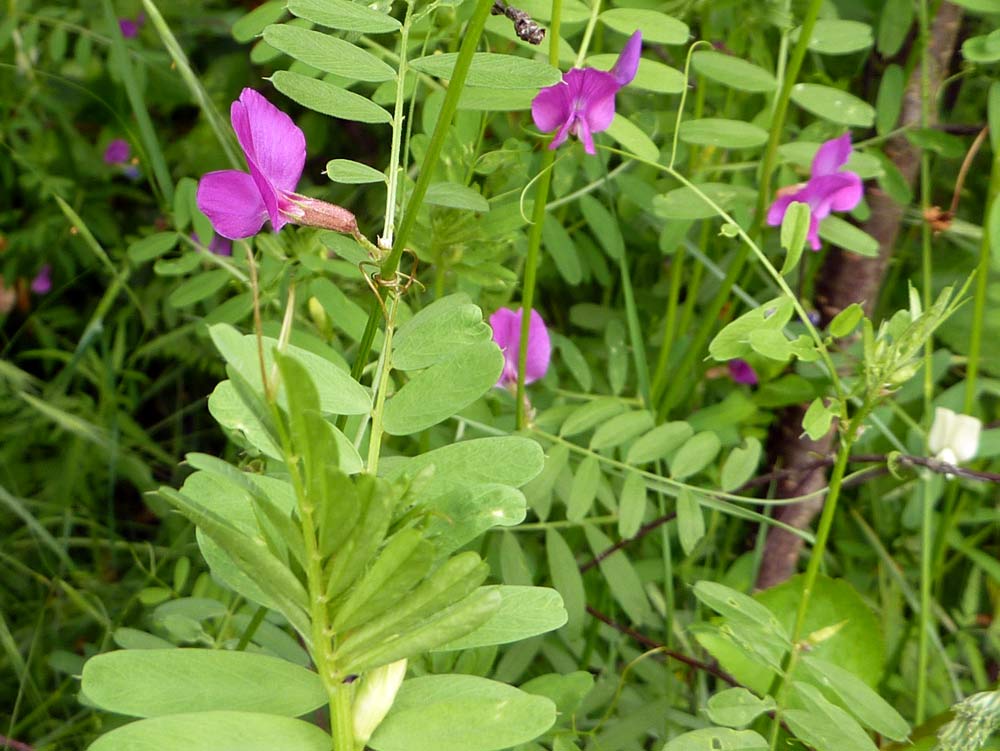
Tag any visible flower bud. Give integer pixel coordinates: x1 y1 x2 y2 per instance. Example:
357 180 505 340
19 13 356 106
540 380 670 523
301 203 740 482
928 407 982 466
352 658 407 744
286 193 358 235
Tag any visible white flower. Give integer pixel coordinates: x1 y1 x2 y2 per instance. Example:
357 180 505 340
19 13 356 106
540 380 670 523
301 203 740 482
928 407 982 466
352 658 407 744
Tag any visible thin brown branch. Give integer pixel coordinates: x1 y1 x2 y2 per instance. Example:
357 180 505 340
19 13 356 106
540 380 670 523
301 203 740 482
0 736 34 751
585 605 740 686
579 512 676 573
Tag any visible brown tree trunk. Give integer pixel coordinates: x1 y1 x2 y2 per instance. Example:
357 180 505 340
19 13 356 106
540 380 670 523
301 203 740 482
755 2 965 591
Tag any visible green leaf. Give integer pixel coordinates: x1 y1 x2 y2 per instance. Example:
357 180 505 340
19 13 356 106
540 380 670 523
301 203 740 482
232 1 288 42
579 194 624 260
692 581 791 643
383 339 503 435
271 70 392 124
383 437 543 497
393 295 490 370
590 410 654 451
167 270 229 308
128 232 179 263
410 52 560 89
520 671 594 717
963 29 1000 63
542 214 583 285
599 8 689 45
691 51 777 92
796 19 873 55
950 0 1000 11
584 525 653 625
617 470 647 538
560 397 626 437
790 83 875 127
424 182 490 212
779 201 810 274
785 682 878 751
263 25 395 81
877 0 913 56
435 586 567 650
802 398 834 440
875 64 904 136
676 488 705 555
662 728 768 751
706 688 776 728
799 656 910 740
709 297 794 361
82 650 326 718
87 712 331 751
546 530 586 636
345 589 501 673
679 119 769 149
605 114 661 161
457 87 535 111
587 55 685 94
720 438 762 492
424 484 527 554
653 183 757 220
828 303 864 338
567 455 600 522
287 0 401 33
669 431 721 480
208 324 372 416
326 158 386 184
370 675 557 751
747 328 794 361
626 421 694 464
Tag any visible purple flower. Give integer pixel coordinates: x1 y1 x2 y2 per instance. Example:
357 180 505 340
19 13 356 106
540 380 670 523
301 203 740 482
192 231 233 257
728 359 758 386
531 31 642 154
119 12 145 38
104 139 130 165
31 265 52 295
490 307 551 387
766 134 863 250
197 88 357 240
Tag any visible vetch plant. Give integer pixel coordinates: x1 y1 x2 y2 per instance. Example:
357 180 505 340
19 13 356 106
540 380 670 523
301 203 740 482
531 31 641 154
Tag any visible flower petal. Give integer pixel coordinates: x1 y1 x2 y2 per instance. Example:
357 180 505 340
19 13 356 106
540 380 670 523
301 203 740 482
806 173 863 221
928 407 955 457
489 307 552 386
197 170 268 240
576 118 596 154
532 81 573 133
728 359 758 385
811 133 853 177
31 265 52 295
490 307 521 385
104 139 130 165
611 31 642 86
952 414 982 463
523 309 552 383
231 88 306 194
766 192 798 226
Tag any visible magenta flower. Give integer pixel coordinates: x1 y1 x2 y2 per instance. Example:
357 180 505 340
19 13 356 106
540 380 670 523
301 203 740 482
490 307 551 388
31 265 52 295
192 231 233 257
531 31 642 154
728 359 758 386
197 88 357 240
119 13 145 38
766 134 863 250
104 139 130 165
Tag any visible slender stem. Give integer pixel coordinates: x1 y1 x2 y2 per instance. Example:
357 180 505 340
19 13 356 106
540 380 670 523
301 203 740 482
573 0 600 69
515 0 561 429
366 294 399 474
768 428 855 751
916 0 934 723
380 0 493 280
381 0 415 249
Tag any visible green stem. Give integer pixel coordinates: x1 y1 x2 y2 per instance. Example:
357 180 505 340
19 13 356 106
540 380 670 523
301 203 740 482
366 295 399 474
381 0 415 249
768 427 855 751
380 0 493 280
916 0 933 724
515 0 562 429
